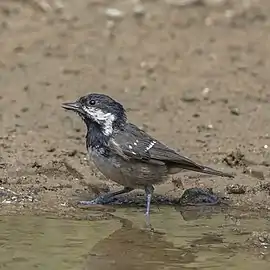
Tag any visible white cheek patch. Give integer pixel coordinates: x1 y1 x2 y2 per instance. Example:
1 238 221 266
83 106 115 135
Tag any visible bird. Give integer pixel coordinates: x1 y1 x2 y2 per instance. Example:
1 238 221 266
62 93 234 217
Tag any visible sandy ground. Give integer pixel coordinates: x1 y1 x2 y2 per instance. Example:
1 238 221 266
0 0 269 218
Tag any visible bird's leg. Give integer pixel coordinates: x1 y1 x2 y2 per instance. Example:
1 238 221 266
79 187 134 205
145 185 154 217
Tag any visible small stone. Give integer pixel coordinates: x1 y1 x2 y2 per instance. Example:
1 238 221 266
47 147 56 153
0 177 8 184
181 94 199 103
264 145 268 149
192 113 200 118
140 81 147 91
226 184 246 194
133 4 145 17
197 124 214 132
23 85 29 91
33 0 52 12
31 161 42 169
230 107 240 116
105 8 124 20
54 0 64 12
0 162 6 169
21 107 29 113
67 149 77 157
202 87 210 96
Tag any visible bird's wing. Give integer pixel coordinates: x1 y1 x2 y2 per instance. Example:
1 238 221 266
109 123 234 178
109 123 203 170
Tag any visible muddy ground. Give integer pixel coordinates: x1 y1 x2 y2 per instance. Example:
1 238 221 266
0 0 269 218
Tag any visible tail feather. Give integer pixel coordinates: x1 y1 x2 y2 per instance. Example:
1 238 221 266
177 163 234 178
200 165 234 178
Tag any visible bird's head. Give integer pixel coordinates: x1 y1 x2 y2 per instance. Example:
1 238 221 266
62 93 126 136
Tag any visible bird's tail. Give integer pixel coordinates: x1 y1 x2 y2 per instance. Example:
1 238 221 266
200 165 234 178
172 153 234 178
179 163 235 178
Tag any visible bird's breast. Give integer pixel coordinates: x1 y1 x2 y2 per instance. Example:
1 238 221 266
88 147 169 188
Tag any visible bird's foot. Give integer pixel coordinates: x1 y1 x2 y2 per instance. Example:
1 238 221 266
78 195 113 205
78 199 101 205
78 187 134 206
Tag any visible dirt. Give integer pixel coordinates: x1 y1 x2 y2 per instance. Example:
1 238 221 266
0 0 270 218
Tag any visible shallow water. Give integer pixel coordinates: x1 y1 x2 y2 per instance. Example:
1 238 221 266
0 207 269 270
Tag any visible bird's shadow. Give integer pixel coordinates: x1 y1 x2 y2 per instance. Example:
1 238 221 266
73 187 229 214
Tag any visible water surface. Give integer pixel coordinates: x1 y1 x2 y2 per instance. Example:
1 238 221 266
0 207 269 270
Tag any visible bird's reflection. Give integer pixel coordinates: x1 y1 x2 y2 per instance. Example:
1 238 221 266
83 215 198 270
176 204 228 221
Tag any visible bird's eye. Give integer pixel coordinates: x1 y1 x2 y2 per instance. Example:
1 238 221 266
89 99 96 105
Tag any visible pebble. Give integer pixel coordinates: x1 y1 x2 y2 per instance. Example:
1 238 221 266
226 184 246 194
67 149 78 157
21 107 29 113
33 0 52 12
197 124 214 132
202 87 210 96
54 0 64 12
0 162 6 169
105 8 124 20
230 107 240 116
133 4 145 17
46 147 56 153
181 93 199 103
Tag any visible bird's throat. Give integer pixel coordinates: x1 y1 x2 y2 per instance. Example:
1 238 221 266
86 122 110 151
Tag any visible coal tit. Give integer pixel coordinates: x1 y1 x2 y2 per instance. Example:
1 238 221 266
62 93 234 216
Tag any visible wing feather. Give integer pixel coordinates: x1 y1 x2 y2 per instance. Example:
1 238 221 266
111 123 203 170
109 124 234 178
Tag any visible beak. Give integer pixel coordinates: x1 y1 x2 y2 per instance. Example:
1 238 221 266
62 101 84 114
